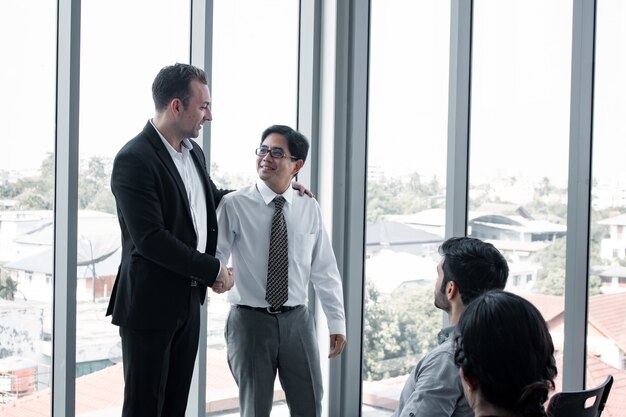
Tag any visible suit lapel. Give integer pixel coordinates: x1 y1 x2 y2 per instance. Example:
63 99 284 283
142 122 193 220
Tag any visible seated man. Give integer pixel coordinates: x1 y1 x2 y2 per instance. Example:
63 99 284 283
392 236 509 417
216 125 346 417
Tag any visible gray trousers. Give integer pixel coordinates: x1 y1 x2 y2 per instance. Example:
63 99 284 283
225 305 323 417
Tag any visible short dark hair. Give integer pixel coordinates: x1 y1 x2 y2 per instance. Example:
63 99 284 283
261 125 310 163
439 236 508 305
152 63 208 112
454 290 557 417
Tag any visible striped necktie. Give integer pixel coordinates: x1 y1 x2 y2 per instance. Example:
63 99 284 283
265 196 289 308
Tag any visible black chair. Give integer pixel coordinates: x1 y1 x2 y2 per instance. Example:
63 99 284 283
547 375 613 417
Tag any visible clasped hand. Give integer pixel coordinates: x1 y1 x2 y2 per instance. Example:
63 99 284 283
212 264 234 294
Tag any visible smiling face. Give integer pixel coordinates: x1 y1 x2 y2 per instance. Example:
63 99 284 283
177 80 212 139
256 133 302 193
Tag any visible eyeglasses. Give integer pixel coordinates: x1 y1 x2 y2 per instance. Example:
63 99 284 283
255 147 298 161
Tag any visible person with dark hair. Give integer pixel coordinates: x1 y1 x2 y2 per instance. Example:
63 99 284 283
216 125 346 417
392 236 509 417
454 290 557 417
106 65 308 417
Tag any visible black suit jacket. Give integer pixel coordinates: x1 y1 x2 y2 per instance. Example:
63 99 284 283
106 121 228 330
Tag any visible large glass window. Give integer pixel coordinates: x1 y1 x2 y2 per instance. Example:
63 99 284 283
469 0 572 391
74 0 190 415
588 1 626 413
0 2 56 415
362 1 450 414
208 0 299 414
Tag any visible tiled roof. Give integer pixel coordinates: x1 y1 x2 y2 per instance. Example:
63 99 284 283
3 350 625 416
0 359 123 417
0 347 255 416
513 291 564 323
588 292 626 354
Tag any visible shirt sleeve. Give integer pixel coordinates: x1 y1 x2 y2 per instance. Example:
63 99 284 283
308 207 346 336
216 198 235 265
393 349 466 417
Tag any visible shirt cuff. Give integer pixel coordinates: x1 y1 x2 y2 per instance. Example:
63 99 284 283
328 319 346 337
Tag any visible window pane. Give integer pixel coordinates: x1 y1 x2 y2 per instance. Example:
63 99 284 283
469 0 572 393
363 1 450 414
76 0 190 415
208 0 299 414
588 1 626 414
0 2 56 416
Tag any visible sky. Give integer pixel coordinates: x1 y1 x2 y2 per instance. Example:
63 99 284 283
1 0 625 188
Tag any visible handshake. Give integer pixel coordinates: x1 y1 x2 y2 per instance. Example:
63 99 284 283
212 263 234 294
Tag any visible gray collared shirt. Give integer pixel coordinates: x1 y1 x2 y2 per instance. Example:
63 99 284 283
391 325 473 417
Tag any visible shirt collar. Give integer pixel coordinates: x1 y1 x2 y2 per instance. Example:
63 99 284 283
437 325 457 345
150 119 194 155
256 179 294 206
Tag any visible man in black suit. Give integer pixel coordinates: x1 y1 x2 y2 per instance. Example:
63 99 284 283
106 63 233 417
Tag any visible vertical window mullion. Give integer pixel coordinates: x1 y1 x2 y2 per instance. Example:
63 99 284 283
563 0 596 391
329 0 370 415
53 0 81 416
445 0 472 239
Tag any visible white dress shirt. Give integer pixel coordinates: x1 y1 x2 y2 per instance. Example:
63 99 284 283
216 180 346 336
150 119 208 253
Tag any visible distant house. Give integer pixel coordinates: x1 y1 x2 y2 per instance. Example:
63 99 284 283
382 209 446 237
592 265 626 293
383 207 567 244
366 220 443 256
0 210 54 265
1 210 120 303
469 213 566 242
365 249 438 294
0 210 122 387
521 291 626 372
373 208 565 293
504 260 539 291
599 213 626 261
3 246 120 303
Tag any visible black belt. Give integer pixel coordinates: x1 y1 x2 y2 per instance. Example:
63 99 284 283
236 304 303 314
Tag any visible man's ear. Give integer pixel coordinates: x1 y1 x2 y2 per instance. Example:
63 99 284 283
292 160 304 176
171 98 182 114
446 280 459 301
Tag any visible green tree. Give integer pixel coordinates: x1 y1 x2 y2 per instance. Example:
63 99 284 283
16 192 50 210
7 153 55 210
362 280 403 381
535 238 602 296
392 285 440 357
362 280 442 381
79 156 109 209
366 173 444 223
0 271 21 300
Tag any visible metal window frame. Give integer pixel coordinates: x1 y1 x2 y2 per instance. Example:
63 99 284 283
53 0 81 416
563 0 596 391
48 0 600 414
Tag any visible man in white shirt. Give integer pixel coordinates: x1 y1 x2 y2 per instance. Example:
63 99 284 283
216 125 346 417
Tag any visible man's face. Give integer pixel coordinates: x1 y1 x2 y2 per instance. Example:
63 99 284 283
178 80 212 139
257 133 299 192
434 257 451 312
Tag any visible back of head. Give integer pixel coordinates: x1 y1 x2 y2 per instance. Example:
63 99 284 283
261 125 310 163
454 290 557 417
439 237 509 305
152 63 208 112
